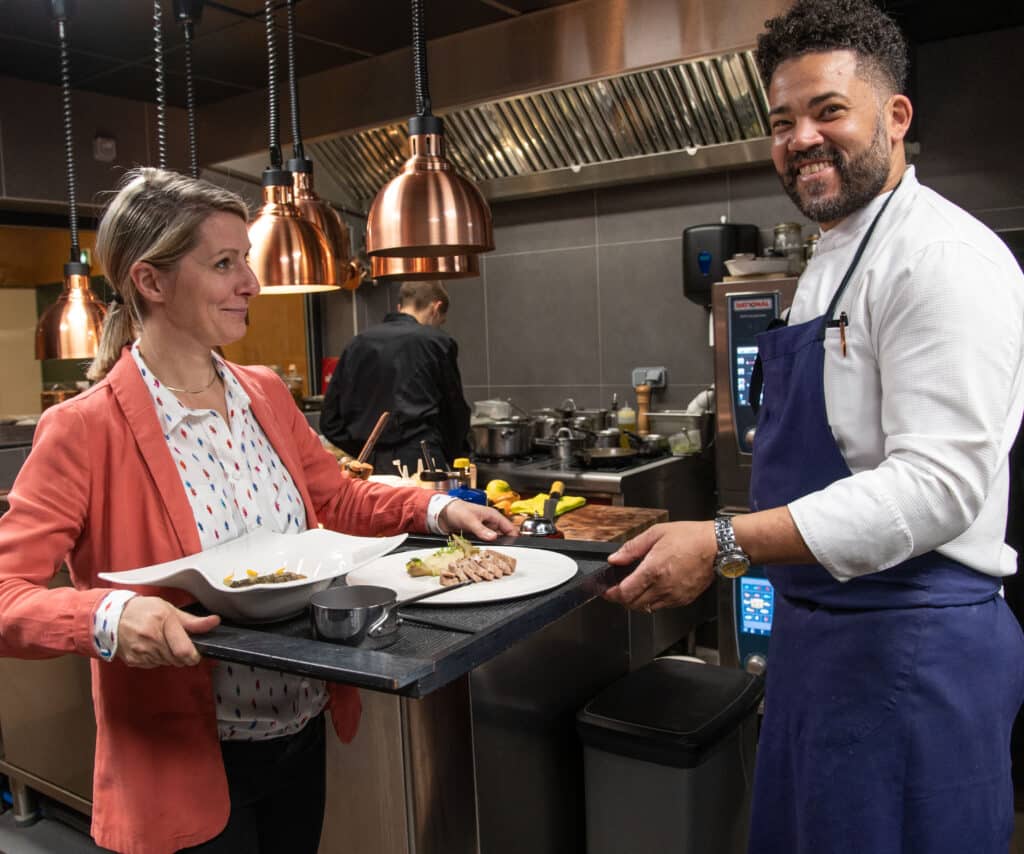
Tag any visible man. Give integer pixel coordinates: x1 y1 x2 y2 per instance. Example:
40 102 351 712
321 281 470 476
604 1 1024 850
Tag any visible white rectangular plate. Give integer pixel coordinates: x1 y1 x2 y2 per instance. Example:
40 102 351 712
98 529 408 623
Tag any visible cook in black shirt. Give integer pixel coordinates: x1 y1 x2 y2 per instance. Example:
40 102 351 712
321 281 471 476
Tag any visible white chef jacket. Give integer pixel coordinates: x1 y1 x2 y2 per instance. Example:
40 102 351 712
786 167 1024 581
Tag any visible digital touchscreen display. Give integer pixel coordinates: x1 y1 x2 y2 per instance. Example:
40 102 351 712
727 293 781 454
739 576 774 636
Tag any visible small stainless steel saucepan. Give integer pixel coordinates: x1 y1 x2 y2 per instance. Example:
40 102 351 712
310 581 471 649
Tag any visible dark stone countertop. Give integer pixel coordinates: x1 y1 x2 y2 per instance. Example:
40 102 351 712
192 535 626 699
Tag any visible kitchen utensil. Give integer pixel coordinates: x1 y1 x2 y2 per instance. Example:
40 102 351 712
345 546 579 605
554 427 587 463
98 529 408 624
418 470 457 491
576 446 639 467
471 419 533 458
623 430 670 457
310 580 472 648
594 427 621 449
357 411 390 464
520 480 565 538
420 439 436 472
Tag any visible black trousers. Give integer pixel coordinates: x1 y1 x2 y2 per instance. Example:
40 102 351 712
179 715 326 854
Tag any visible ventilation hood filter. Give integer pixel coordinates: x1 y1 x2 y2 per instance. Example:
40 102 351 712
308 49 771 207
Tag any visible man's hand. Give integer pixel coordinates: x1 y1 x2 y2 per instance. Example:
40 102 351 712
116 597 221 668
439 499 516 541
603 521 717 612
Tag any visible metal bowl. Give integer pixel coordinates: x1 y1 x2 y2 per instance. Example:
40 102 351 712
309 585 400 649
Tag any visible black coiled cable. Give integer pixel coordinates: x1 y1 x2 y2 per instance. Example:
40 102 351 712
182 18 198 177
286 0 304 160
153 0 168 169
56 17 79 261
412 0 431 116
265 0 282 168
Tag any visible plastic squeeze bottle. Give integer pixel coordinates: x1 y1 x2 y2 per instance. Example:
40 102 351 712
617 402 636 448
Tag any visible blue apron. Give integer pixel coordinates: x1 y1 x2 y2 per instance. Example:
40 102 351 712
747 186 1024 853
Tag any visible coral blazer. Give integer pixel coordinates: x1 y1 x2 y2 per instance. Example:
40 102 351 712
0 348 431 854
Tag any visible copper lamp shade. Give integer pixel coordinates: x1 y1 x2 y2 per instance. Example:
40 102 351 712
366 119 494 260
371 253 479 281
248 172 339 294
289 160 364 290
35 265 106 360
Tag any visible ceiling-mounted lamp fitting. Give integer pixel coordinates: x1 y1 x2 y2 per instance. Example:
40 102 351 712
248 167 338 294
248 0 338 293
288 156 363 290
364 0 494 273
366 114 494 260
36 262 106 360
37 0 106 360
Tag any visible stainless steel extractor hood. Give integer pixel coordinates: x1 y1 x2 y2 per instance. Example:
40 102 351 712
205 0 791 209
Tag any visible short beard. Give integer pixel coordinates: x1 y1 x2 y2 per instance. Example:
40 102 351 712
779 118 891 224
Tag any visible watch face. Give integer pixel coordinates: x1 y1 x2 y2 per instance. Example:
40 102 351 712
718 557 749 579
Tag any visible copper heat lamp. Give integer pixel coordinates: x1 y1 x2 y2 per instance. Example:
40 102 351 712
36 3 106 360
280 0 363 291
247 0 336 294
365 0 494 273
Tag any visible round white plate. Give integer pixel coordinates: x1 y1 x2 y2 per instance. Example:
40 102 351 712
345 546 579 605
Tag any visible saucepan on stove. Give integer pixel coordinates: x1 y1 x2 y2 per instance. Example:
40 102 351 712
310 581 471 649
471 418 533 459
623 431 671 457
575 446 639 467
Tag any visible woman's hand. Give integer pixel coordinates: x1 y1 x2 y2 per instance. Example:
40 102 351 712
116 597 221 668
603 521 717 612
439 499 516 541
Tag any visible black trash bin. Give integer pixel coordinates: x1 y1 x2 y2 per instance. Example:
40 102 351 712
577 657 764 854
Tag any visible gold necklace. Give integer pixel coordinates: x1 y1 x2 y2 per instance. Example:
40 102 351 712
141 349 219 394
162 369 219 395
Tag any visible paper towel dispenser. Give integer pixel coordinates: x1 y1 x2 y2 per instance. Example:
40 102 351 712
682 224 761 306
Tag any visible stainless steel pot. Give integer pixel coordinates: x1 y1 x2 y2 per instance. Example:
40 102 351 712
593 427 621 449
531 414 560 443
310 581 470 648
572 409 610 432
554 427 588 462
471 418 533 458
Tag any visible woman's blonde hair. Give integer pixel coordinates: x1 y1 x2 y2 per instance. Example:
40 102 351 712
87 168 250 381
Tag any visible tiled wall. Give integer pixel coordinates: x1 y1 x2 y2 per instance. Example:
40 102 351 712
320 25 1024 416
323 165 809 416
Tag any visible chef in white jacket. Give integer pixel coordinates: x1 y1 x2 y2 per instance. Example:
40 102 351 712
604 1 1024 851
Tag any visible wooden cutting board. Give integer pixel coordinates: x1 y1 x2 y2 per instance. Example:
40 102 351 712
513 504 667 544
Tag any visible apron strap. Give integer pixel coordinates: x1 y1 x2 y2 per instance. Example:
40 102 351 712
749 178 905 416
818 179 904 338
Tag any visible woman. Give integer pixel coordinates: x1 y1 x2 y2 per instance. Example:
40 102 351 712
0 168 512 854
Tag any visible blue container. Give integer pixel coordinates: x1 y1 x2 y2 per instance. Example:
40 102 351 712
448 486 488 506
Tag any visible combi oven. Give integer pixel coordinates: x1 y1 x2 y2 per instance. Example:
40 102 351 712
711 277 797 672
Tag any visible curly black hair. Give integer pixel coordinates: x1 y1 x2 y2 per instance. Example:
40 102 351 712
755 0 909 94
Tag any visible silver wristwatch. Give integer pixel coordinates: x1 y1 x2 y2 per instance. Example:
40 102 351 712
713 516 750 579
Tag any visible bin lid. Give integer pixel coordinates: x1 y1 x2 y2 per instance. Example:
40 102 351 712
577 658 764 769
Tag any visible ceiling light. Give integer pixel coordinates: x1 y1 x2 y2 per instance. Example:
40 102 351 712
36 2 106 360
247 0 337 293
365 0 494 266
282 0 362 291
